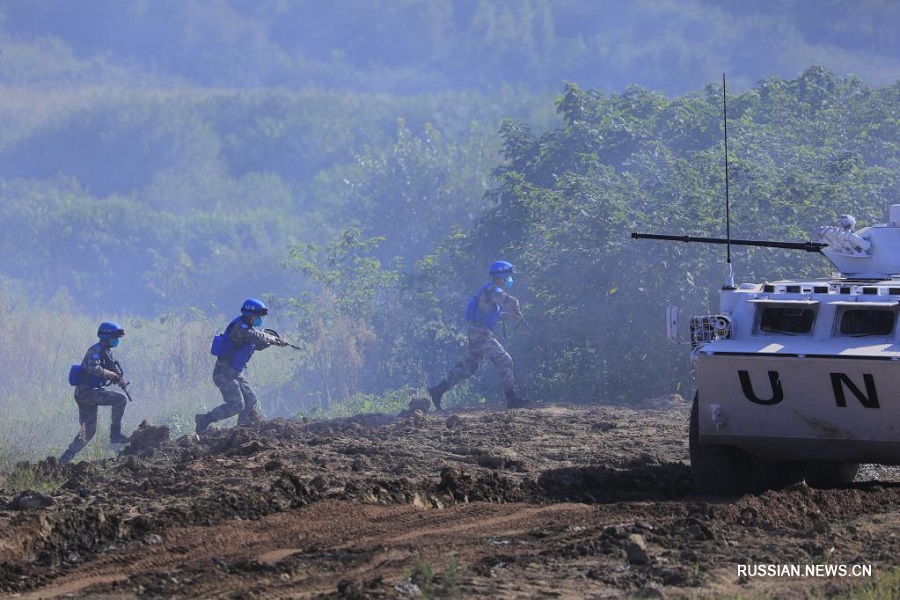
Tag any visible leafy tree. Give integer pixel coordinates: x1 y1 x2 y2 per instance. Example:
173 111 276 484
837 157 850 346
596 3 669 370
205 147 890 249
281 228 400 409
343 118 497 264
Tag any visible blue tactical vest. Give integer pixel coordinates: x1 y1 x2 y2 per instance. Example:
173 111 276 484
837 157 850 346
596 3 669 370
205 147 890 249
210 316 256 371
68 344 111 387
465 283 503 330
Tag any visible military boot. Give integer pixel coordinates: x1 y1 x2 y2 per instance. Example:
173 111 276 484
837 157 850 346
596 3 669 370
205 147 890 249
109 403 130 444
59 447 78 465
237 410 262 427
428 380 451 410
109 425 131 445
505 388 530 409
195 412 213 434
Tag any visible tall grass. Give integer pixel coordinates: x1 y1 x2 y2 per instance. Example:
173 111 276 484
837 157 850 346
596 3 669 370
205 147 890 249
0 282 302 469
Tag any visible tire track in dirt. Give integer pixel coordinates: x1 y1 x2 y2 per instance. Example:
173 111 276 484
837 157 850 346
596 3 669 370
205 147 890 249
17 501 585 597
24 493 704 598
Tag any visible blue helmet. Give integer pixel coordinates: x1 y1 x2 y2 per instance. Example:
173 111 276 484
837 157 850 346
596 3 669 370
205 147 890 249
488 261 515 278
97 321 125 339
240 298 268 316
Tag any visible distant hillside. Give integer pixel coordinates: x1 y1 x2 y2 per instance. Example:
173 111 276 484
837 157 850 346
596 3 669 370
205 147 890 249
1 0 898 95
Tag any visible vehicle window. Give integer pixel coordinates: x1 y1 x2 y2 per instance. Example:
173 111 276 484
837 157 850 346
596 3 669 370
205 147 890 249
758 307 816 334
839 309 895 336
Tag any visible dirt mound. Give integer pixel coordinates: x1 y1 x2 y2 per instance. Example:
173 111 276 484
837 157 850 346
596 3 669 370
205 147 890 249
1 402 898 598
122 420 171 458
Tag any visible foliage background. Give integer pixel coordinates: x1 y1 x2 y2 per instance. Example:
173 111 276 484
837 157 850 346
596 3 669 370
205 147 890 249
0 1 898 464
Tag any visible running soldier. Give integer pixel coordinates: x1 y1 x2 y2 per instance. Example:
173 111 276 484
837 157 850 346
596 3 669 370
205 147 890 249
195 298 286 434
428 261 529 410
60 321 132 464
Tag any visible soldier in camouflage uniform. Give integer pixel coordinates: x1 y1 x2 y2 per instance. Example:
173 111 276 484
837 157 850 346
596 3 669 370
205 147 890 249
428 261 529 410
59 321 132 464
195 298 286 434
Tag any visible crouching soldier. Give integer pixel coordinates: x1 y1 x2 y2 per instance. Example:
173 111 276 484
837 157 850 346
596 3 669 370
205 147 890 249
60 321 132 464
195 298 287 434
428 260 529 410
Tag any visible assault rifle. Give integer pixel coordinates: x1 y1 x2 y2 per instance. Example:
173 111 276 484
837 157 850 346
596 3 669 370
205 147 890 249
112 360 134 402
501 313 529 338
264 328 302 350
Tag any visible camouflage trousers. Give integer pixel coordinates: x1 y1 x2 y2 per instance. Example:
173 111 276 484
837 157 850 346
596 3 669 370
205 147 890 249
61 387 128 460
205 363 262 426
445 326 515 390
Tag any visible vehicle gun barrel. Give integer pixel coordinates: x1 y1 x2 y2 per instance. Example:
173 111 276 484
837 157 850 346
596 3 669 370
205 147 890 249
631 232 827 253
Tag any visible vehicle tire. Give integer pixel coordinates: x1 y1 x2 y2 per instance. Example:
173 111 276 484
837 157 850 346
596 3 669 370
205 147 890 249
689 393 751 495
749 458 805 492
804 461 859 488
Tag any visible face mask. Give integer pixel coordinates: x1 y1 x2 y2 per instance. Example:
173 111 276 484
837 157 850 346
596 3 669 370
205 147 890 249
253 315 263 327
504 276 514 289
108 337 120 348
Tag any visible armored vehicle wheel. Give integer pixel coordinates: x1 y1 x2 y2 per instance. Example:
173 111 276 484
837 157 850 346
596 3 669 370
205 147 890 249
689 394 751 495
690 394 805 494
804 461 859 488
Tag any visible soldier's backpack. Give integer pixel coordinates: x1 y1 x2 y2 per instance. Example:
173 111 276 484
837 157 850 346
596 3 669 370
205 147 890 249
210 331 231 357
68 364 83 386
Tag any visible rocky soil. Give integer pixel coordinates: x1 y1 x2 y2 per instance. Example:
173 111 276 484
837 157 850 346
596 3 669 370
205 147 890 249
1 396 898 598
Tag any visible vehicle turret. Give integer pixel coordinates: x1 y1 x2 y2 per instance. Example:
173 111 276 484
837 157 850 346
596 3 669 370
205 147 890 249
818 205 900 279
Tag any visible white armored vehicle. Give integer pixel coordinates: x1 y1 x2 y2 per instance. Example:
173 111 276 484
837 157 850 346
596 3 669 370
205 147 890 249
635 205 900 494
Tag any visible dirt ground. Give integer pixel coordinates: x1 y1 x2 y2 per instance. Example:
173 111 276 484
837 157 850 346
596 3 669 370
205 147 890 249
1 395 898 598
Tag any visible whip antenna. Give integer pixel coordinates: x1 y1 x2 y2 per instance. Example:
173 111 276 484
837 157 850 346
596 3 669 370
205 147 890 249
723 73 736 289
